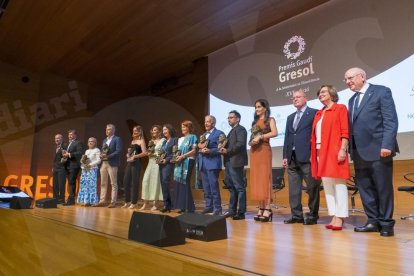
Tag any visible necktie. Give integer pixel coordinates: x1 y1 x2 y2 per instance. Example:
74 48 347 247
353 92 361 120
293 110 302 131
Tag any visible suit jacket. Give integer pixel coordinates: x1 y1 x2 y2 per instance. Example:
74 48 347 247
198 128 224 170
65 139 83 169
283 106 317 163
348 84 399 161
53 142 68 171
223 124 248 168
102 135 123 167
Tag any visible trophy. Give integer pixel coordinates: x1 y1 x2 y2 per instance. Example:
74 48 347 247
101 144 109 161
80 154 90 169
126 145 136 162
249 124 263 147
170 145 181 163
60 147 68 163
155 147 166 164
218 133 228 150
199 133 209 149
147 140 155 156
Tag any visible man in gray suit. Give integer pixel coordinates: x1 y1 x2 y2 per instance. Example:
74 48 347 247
220 110 248 220
346 67 399 237
283 89 321 225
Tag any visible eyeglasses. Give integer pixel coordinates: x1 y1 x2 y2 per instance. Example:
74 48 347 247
291 96 304 100
343 73 361 82
88 141 95 143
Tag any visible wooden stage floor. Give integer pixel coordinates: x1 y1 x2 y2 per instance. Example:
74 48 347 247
1 202 414 275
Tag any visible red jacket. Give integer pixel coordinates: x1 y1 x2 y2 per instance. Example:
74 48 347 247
310 103 350 180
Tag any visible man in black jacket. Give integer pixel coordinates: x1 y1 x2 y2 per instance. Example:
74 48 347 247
220 110 248 220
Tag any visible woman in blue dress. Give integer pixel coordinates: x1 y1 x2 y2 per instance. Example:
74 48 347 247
77 137 101 206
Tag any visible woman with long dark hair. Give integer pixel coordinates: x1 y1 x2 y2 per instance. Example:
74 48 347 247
158 124 178 213
249 99 278 222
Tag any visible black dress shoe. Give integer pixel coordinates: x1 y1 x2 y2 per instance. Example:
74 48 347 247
303 218 318 225
380 229 394 237
177 209 185 214
223 211 235 218
160 207 171 213
62 201 75 206
232 213 245 220
284 217 304 224
201 208 213 214
354 223 380 232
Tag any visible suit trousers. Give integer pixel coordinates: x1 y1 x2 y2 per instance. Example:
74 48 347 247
53 169 67 201
353 150 395 228
99 161 118 204
201 167 222 213
321 177 348 217
287 153 320 219
225 165 246 214
66 167 80 202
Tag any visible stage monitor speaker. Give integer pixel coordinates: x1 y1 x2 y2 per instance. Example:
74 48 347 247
128 212 185 247
177 213 227 241
10 196 32 209
35 198 58 208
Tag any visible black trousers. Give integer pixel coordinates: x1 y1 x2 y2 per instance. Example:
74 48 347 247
53 168 67 201
123 160 141 204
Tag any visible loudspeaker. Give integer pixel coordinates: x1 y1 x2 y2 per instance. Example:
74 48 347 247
35 198 58 208
128 212 185 247
10 196 32 209
177 213 227 241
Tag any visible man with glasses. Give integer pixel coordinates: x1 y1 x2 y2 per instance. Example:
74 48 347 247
345 67 399 237
220 111 248 220
283 89 321 225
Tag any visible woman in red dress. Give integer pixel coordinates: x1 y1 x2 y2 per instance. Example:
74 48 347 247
249 99 278 222
311 85 350 230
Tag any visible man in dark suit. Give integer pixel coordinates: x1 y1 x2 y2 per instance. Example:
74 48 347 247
220 110 248 220
62 129 83 205
52 133 67 204
198 115 225 215
283 89 321 225
96 123 123 208
346 67 399 237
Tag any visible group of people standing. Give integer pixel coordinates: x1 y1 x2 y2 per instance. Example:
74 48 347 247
52 66 399 236
283 67 398 237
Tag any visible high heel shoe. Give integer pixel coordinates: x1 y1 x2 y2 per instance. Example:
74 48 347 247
254 208 265 221
259 209 273 222
325 224 333 229
331 218 344 231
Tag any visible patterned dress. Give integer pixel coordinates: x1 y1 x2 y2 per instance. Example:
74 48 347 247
77 148 101 205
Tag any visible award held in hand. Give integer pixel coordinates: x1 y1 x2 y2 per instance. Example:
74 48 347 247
199 134 209 149
80 154 90 169
101 144 109 161
147 140 155 157
155 147 166 164
60 147 68 164
126 145 136 163
170 145 181 163
249 124 263 148
218 133 228 150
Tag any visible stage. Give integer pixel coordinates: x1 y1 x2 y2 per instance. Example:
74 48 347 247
1 202 413 275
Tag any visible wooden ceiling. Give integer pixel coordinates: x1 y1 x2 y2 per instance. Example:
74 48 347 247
0 0 329 93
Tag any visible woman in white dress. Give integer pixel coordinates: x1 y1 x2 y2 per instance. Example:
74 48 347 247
140 125 165 210
77 137 101 206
